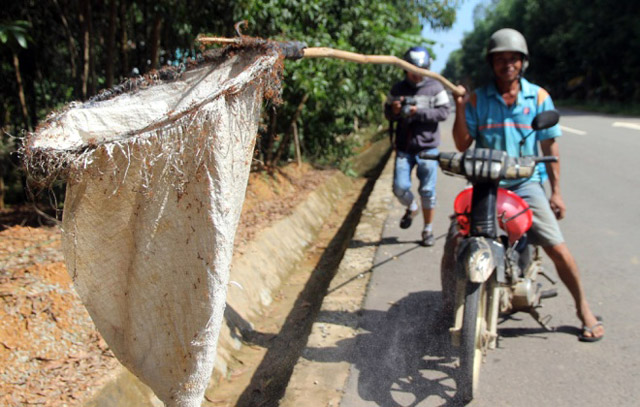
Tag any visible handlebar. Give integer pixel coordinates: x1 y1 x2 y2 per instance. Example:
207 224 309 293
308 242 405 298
534 156 558 163
419 149 558 182
420 153 440 161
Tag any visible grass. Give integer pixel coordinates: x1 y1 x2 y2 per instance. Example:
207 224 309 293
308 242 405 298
555 99 640 117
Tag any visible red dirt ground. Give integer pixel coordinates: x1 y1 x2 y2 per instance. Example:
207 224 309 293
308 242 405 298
0 163 334 406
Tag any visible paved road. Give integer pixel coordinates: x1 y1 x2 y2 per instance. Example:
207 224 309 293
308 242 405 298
340 110 640 406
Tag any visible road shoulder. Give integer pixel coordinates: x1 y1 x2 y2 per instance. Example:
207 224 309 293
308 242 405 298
280 157 394 407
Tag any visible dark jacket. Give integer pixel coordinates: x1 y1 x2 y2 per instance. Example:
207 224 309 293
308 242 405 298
385 77 450 153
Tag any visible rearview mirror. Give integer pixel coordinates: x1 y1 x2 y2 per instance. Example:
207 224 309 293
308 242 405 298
531 109 560 131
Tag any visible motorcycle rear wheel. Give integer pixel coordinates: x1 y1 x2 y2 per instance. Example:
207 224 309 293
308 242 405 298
458 281 487 403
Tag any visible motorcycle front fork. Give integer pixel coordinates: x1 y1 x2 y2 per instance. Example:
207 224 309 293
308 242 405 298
449 276 499 350
450 279 465 348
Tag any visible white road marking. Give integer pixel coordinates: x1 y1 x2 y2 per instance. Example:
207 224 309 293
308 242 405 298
560 125 587 135
613 121 640 131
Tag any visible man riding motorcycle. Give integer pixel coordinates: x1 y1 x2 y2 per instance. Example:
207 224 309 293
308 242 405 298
451 28 604 342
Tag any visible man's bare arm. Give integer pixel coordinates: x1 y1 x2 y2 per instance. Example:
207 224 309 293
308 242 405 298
540 138 566 219
452 95 473 151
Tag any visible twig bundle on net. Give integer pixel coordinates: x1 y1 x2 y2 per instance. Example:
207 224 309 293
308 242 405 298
23 46 282 406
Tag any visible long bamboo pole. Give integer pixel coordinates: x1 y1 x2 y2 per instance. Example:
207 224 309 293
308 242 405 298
197 36 466 96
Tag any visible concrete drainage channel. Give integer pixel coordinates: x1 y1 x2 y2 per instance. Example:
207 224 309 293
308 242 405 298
281 144 395 407
83 138 393 406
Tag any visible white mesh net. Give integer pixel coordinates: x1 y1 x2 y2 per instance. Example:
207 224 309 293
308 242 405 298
25 47 281 406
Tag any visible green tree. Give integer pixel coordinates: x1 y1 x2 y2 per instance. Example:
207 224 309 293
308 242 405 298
444 0 640 103
0 0 462 209
1 20 32 209
0 20 31 130
234 0 460 167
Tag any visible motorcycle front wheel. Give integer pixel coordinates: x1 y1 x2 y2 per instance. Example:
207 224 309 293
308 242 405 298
440 218 460 323
458 281 487 403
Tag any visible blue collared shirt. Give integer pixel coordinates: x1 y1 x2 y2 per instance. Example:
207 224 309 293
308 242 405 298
465 78 562 187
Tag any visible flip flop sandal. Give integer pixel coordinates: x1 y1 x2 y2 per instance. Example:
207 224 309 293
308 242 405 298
578 316 604 343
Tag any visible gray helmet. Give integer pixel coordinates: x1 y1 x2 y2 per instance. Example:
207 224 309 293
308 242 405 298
403 46 431 69
487 28 529 71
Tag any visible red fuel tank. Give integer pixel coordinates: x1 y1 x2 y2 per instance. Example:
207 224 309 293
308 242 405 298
453 187 533 243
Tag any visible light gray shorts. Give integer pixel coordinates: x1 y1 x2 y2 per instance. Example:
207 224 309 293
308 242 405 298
509 182 565 247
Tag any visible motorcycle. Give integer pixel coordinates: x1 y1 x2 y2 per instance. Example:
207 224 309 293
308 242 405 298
420 110 561 403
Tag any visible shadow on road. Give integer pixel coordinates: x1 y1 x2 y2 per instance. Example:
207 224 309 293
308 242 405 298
349 232 448 249
328 232 448 296
306 291 463 406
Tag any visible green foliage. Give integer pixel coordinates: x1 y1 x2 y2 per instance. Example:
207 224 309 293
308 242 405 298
235 0 459 166
443 0 640 104
0 0 461 208
0 130 24 207
0 20 31 49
